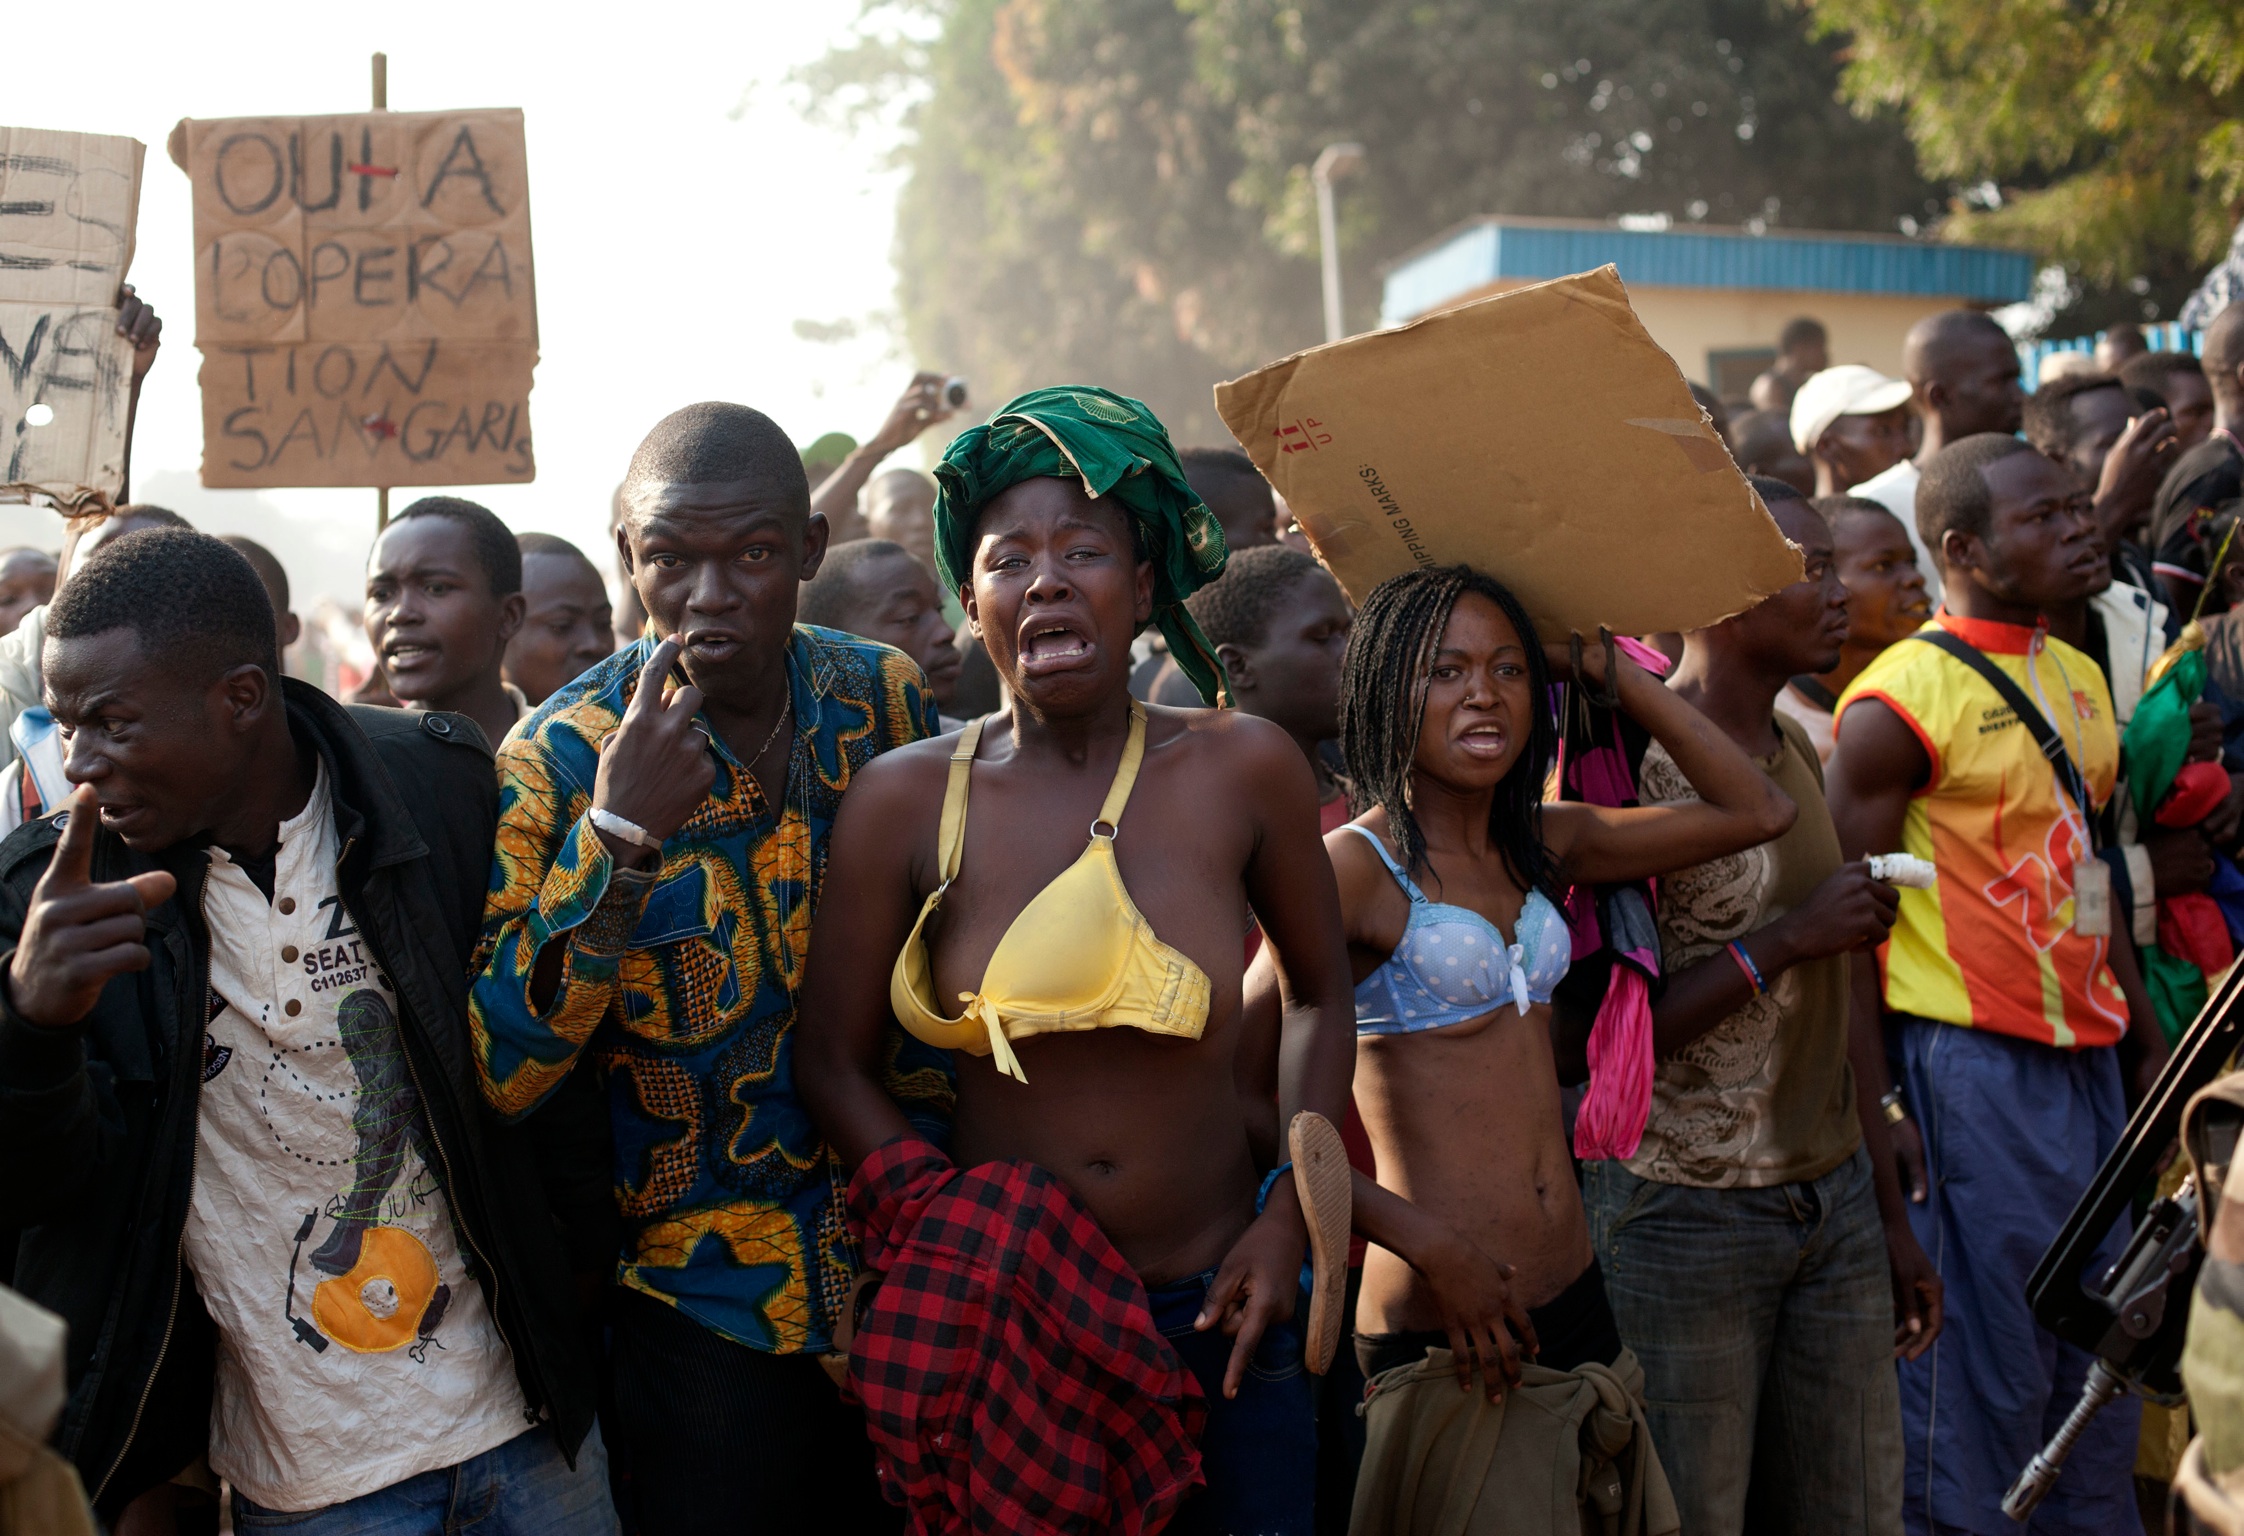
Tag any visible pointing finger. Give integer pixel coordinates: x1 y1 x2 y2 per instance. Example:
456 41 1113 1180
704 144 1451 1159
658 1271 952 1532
629 640 682 720
1221 1289 1276 1401
44 785 99 893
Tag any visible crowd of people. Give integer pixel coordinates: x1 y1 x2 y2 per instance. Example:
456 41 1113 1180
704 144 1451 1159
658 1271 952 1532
3 285 2244 1536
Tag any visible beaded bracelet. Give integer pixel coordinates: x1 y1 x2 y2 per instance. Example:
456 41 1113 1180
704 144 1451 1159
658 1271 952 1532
1726 939 1767 996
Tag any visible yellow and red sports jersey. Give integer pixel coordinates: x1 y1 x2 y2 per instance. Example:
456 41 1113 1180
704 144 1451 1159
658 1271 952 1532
1836 611 2126 1049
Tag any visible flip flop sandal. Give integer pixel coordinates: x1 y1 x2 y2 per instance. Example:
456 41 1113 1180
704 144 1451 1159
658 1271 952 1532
1290 1109 1353 1376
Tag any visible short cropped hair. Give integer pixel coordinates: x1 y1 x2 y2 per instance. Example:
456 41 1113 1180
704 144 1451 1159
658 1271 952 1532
868 467 936 502
391 496 521 596
2207 306 2244 398
1917 434 2038 555
219 535 290 614
1179 446 1259 488
2023 372 2125 459
799 539 921 629
1813 494 1903 529
1746 474 1807 507
624 402 810 522
50 528 279 681
1726 410 1795 467
1184 544 1328 650
1179 447 1274 545
516 531 595 566
107 504 191 531
1780 317 1827 353
2119 351 2205 400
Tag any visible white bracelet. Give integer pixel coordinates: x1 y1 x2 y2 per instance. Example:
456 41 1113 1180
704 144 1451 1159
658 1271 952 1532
590 807 664 853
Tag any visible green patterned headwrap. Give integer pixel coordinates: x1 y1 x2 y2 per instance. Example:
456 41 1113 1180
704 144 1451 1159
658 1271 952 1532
932 386 1232 705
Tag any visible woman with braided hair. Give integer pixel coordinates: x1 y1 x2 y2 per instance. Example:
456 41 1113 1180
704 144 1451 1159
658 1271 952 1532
1284 563 1793 1525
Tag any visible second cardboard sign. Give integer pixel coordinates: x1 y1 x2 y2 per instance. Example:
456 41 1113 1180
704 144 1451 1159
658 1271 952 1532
1215 265 1802 642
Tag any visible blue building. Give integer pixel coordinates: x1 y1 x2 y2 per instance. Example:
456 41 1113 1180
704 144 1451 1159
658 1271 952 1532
1379 215 2039 402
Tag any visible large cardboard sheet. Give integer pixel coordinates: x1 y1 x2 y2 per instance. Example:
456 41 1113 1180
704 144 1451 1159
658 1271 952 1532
1215 266 1803 640
171 109 537 488
0 127 144 504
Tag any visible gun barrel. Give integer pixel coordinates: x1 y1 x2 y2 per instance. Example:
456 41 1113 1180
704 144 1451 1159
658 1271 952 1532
2002 1360 2126 1522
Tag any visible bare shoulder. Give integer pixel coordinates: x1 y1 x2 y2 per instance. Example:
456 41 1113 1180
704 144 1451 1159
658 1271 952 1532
1324 808 1407 943
1324 809 1395 897
1143 703 1308 783
1323 808 1384 870
841 727 965 822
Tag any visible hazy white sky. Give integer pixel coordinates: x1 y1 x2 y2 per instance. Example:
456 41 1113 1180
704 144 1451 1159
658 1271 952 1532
5 0 920 614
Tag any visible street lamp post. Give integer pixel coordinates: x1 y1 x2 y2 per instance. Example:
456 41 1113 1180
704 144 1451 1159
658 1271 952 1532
1312 142 1365 344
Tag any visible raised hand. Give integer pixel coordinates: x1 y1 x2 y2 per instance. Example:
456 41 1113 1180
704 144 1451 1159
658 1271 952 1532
5 785 177 1029
590 639 716 866
2091 405 2176 542
868 372 957 455
115 284 163 384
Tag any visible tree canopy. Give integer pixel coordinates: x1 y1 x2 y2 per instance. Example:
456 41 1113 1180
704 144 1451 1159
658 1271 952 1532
1803 0 2244 327
806 0 1934 440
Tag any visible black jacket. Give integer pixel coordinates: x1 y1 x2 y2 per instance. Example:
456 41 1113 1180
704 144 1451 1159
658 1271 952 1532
0 682 604 1517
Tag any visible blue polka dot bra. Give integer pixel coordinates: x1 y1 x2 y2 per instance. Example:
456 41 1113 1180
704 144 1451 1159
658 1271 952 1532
1346 825 1573 1035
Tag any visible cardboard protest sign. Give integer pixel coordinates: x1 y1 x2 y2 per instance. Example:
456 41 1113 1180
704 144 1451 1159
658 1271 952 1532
0 127 144 505
1215 265 1803 640
170 109 537 488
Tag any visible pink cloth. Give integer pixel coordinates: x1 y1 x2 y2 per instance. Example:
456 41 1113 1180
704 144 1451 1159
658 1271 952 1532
1555 635 1671 1164
1572 964 1654 1161
1611 634 1675 677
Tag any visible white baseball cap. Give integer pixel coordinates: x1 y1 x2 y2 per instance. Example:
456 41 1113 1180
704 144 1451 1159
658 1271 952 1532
1790 364 1913 455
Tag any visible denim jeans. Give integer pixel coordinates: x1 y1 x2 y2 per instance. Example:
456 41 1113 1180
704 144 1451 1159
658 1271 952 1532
230 1425 617 1535
1583 1142 1902 1536
1148 1266 1319 1536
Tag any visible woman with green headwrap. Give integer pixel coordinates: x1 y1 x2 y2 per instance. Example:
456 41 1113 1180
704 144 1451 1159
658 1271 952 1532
797 387 1358 1533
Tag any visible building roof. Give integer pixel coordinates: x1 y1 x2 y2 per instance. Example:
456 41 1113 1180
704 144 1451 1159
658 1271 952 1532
1379 215 2038 326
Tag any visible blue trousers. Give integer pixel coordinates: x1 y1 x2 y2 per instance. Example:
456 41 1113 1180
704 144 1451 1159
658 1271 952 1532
1891 1017 2138 1536
230 1425 617 1535
1149 1267 1319 1536
1584 1143 1902 1536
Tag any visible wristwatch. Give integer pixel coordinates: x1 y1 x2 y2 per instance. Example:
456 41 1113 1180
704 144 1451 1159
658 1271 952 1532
1879 1087 1909 1126
590 807 663 853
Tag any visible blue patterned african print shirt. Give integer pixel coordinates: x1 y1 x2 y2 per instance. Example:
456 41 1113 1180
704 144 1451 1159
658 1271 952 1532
470 627 953 1353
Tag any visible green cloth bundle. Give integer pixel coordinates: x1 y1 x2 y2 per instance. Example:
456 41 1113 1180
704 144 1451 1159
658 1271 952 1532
932 386 1232 706
2124 639 2214 1043
2126 645 2207 826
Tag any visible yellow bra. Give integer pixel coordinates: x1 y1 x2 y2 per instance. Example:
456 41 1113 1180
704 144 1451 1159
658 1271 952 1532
889 703 1212 1083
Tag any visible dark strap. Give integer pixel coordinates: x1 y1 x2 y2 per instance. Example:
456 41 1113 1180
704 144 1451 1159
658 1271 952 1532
1787 675 1838 712
1909 629 2091 823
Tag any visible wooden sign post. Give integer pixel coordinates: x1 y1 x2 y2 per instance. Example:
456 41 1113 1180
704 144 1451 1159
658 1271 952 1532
373 50 387 529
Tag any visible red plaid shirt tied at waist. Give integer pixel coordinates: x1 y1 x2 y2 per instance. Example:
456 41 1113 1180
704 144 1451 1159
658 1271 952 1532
844 1134 1206 1535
